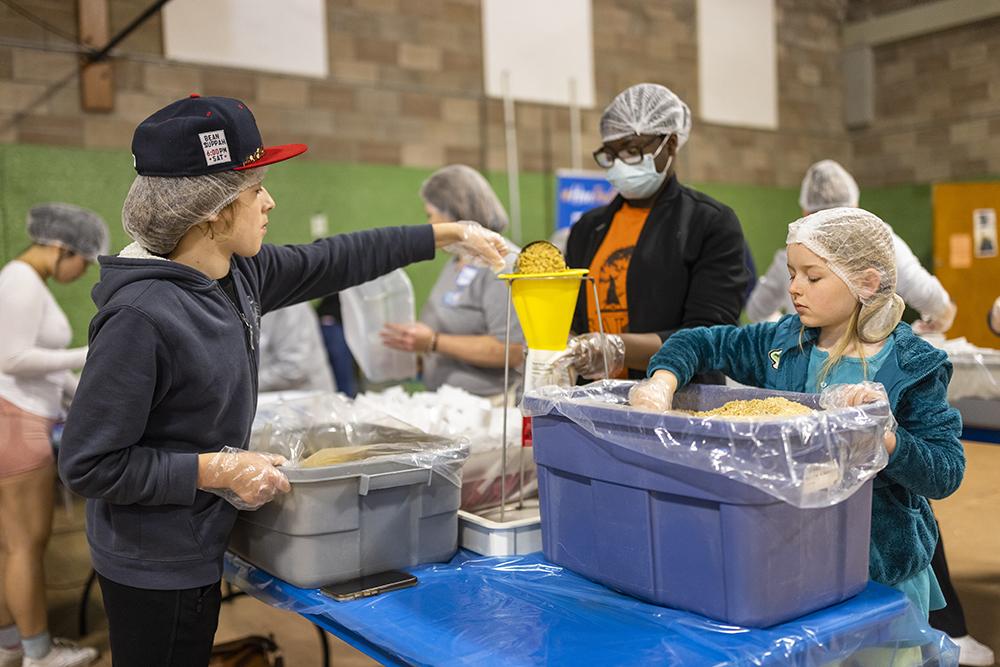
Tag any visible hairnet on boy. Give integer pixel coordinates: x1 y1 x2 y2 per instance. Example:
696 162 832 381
122 168 265 255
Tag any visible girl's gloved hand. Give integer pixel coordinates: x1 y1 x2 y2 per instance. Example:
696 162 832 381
552 333 625 379
628 371 678 412
197 447 291 511
435 222 508 272
819 382 898 454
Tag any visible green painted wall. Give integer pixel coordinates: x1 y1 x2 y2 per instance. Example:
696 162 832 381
0 144 935 346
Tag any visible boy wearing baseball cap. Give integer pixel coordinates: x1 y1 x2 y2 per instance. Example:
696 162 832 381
58 95 507 666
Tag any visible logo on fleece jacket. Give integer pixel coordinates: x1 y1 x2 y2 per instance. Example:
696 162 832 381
769 348 782 370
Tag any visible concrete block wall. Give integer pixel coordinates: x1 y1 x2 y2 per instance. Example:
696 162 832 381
1 0 996 188
0 0 854 188
849 14 1000 186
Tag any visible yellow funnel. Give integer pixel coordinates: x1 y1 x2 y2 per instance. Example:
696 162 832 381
498 269 588 351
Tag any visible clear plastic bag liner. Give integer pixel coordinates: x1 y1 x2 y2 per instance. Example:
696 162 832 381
521 381 892 508
936 339 1000 401
250 392 468 488
224 550 958 667
353 385 534 511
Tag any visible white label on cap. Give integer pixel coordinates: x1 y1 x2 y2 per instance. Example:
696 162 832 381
199 130 230 166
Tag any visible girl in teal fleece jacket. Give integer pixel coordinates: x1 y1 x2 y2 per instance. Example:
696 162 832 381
632 207 965 618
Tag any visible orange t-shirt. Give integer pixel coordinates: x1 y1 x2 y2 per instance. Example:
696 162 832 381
586 203 650 339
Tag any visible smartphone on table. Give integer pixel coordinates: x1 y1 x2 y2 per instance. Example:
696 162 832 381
320 570 417 601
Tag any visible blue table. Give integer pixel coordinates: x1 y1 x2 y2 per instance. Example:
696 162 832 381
224 550 956 666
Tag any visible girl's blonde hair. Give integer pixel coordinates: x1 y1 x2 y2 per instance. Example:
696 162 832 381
804 304 868 387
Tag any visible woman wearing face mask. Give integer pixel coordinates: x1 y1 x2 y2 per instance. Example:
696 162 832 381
558 83 750 381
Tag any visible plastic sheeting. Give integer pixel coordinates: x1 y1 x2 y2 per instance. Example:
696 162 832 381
224 550 958 667
921 336 1000 401
522 381 892 509
250 391 468 488
353 385 533 512
255 388 533 511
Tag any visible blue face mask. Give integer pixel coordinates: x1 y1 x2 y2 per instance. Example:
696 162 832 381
605 153 672 200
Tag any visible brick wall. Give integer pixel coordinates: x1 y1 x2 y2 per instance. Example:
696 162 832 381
5 1 993 189
848 15 1000 186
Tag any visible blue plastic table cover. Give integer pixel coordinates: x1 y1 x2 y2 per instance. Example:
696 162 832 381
224 550 957 667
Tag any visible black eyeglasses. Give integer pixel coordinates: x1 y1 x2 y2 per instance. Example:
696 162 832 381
592 135 669 169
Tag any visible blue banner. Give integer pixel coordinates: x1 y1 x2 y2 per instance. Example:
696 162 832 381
555 169 616 229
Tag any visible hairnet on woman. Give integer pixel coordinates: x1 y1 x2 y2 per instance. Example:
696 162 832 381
0 203 108 666
746 159 956 333
558 82 750 383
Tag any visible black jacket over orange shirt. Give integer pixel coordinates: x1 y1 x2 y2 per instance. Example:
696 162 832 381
565 175 750 381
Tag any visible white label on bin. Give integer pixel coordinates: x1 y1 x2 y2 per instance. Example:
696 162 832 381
801 462 842 495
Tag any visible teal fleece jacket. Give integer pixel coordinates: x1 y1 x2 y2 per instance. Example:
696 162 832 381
647 315 965 586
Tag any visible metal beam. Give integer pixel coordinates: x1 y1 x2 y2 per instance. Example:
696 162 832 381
844 0 1000 48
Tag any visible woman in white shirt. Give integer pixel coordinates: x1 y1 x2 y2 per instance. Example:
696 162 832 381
746 160 957 333
0 203 108 667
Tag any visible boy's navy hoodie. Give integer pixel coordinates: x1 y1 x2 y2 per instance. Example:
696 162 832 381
59 226 435 590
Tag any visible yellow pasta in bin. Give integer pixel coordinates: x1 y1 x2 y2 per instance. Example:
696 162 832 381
300 446 375 467
681 397 813 419
515 241 568 274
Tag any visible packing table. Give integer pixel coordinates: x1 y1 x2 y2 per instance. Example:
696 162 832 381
224 550 956 666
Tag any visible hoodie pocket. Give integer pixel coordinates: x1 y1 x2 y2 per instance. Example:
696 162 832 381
871 485 937 581
883 484 926 517
190 493 238 560
95 502 204 562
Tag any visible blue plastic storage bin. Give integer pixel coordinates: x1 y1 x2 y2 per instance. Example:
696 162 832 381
524 383 876 628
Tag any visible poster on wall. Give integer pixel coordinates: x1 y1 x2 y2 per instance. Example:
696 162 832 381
949 234 972 269
973 208 997 259
555 170 616 230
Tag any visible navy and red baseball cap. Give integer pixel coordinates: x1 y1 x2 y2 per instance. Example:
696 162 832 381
131 94 307 177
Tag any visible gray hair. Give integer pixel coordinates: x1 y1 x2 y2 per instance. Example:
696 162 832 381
420 165 509 234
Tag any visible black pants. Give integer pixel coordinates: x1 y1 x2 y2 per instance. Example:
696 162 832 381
98 574 222 667
929 526 968 637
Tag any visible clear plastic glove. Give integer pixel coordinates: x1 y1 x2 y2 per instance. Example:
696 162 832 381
441 222 508 272
819 381 897 449
552 333 625 379
197 446 291 511
628 374 677 412
913 301 957 335
819 381 890 411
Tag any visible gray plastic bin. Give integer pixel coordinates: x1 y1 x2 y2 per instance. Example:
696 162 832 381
229 425 468 589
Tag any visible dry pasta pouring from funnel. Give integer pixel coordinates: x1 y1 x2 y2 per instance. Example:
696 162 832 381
500 241 606 393
494 241 609 519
